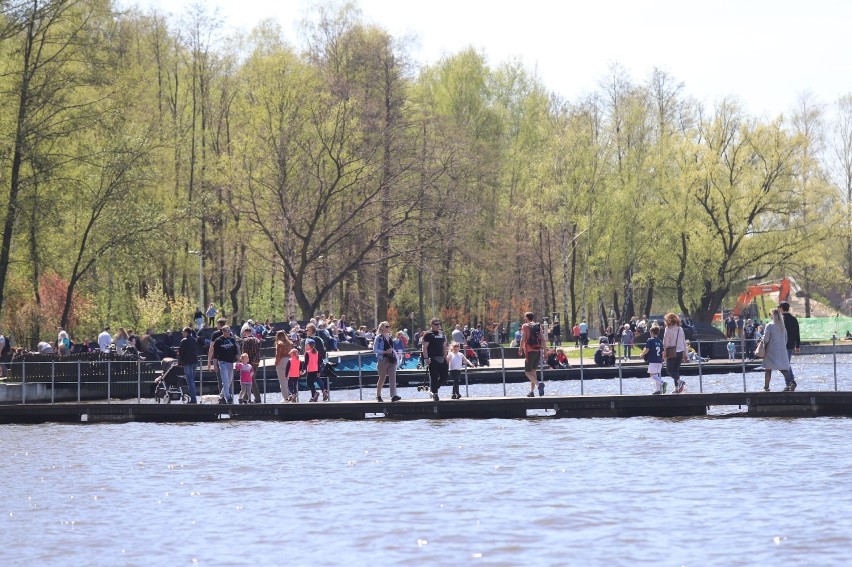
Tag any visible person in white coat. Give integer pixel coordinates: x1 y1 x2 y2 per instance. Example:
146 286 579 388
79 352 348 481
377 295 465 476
761 308 795 392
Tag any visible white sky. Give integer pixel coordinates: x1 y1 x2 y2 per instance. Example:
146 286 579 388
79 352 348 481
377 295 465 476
129 0 852 119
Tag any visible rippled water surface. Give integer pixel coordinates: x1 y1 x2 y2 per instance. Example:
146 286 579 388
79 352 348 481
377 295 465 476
2 355 851 566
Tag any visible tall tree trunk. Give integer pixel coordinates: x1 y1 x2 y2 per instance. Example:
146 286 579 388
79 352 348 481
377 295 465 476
569 224 577 326
29 183 41 338
644 278 655 318
0 7 36 321
229 243 246 326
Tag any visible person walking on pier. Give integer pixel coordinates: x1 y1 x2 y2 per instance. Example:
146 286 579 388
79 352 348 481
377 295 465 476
520 311 544 397
663 313 688 393
304 324 329 401
448 342 475 399
209 326 239 404
727 340 737 361
642 325 665 394
374 321 400 402
177 327 199 403
422 318 448 402
779 301 801 388
235 353 253 404
241 328 263 403
762 308 795 392
304 339 324 402
284 348 302 402
275 330 294 401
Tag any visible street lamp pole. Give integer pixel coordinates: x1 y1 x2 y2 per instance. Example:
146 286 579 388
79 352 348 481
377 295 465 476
189 250 203 314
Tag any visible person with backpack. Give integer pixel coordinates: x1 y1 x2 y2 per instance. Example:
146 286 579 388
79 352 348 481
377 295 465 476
519 311 545 397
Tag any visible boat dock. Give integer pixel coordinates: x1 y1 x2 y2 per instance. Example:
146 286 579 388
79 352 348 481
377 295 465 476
2 390 851 423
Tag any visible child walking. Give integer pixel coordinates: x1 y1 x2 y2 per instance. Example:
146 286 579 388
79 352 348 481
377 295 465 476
235 353 253 404
641 326 665 394
727 340 736 361
304 339 326 402
285 348 302 402
621 324 635 361
447 342 475 399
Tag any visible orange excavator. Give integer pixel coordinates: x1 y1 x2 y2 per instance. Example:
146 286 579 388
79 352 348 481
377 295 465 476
714 278 793 322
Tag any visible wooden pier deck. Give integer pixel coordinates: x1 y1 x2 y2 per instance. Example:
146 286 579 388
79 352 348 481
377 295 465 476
2 391 851 423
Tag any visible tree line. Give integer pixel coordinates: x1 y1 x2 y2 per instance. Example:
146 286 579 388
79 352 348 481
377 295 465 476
0 0 849 345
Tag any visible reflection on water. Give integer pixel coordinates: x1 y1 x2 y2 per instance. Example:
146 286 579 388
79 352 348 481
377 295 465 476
0 355 851 566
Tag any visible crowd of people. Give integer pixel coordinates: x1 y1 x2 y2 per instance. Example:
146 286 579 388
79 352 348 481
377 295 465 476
0 298 810 400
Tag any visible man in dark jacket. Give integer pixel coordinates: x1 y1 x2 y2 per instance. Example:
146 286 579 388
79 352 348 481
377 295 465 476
177 327 199 403
779 301 801 388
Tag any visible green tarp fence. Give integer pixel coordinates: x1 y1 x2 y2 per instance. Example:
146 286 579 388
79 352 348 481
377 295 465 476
796 317 852 341
714 316 852 341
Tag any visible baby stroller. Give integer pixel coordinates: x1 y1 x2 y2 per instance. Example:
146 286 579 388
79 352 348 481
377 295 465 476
322 360 338 379
463 344 479 367
476 344 490 367
153 358 190 404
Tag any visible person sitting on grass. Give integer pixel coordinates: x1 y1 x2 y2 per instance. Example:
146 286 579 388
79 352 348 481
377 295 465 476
594 339 616 367
545 348 560 369
556 348 570 369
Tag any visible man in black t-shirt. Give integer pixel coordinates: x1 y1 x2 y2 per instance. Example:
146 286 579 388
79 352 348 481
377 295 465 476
207 326 240 404
421 318 449 402
206 318 227 392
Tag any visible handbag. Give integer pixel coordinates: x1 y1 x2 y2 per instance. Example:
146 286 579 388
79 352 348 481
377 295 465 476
664 328 681 359
754 339 765 358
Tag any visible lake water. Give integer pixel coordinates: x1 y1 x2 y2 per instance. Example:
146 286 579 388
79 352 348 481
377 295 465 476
2 355 851 566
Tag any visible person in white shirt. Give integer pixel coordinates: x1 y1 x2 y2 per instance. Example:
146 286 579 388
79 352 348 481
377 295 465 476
98 326 112 352
447 342 475 400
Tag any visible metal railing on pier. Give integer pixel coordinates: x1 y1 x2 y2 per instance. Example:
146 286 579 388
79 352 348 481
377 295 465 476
0 336 849 404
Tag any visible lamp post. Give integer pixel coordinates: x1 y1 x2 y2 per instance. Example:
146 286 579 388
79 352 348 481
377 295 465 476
188 250 203 315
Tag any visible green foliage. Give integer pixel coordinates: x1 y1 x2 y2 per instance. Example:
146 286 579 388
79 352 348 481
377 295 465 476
0 0 848 344
136 282 168 333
